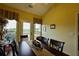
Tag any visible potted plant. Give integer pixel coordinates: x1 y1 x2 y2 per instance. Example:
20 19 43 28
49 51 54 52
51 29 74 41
0 17 8 40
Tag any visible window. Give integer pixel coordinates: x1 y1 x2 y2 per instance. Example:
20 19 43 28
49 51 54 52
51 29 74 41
23 22 30 40
34 23 41 39
4 20 17 41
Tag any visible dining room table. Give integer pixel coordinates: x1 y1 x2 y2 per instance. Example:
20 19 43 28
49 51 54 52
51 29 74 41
23 40 55 56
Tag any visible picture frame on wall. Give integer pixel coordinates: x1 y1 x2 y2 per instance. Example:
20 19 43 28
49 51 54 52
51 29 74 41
50 24 56 29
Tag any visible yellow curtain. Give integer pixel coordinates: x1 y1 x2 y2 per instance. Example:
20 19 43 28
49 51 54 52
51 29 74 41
0 8 19 20
33 18 42 24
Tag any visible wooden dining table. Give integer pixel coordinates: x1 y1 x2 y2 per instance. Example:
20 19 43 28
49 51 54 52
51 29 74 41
18 39 55 56
25 40 55 56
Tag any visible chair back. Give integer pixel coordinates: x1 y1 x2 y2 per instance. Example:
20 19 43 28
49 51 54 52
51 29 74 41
50 39 65 52
11 40 18 56
20 35 28 41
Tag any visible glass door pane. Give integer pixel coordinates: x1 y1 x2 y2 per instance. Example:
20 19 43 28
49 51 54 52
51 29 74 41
23 22 30 40
4 20 17 42
34 23 41 40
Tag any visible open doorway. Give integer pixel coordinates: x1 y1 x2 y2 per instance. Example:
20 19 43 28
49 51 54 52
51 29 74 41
23 22 30 41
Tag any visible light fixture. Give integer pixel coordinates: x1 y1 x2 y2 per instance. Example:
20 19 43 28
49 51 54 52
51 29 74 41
25 3 35 8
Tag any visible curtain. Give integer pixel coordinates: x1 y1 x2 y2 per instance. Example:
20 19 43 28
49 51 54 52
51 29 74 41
33 18 42 24
0 8 19 20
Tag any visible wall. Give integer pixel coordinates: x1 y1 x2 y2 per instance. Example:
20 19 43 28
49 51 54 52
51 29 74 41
42 4 79 56
1 3 79 56
0 4 41 42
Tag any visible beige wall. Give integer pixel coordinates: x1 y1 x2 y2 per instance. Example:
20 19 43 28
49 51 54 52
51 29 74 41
42 4 79 56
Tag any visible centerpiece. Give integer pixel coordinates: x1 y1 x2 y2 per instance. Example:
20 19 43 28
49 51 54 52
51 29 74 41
32 40 43 50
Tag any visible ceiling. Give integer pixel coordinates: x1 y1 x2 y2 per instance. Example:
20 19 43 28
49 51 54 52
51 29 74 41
3 3 53 16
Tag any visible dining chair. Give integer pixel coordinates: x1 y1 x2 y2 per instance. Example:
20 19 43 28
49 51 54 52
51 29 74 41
20 35 28 41
3 44 12 56
11 40 18 56
50 39 65 52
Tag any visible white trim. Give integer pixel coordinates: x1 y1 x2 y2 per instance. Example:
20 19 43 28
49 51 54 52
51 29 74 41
75 12 79 56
